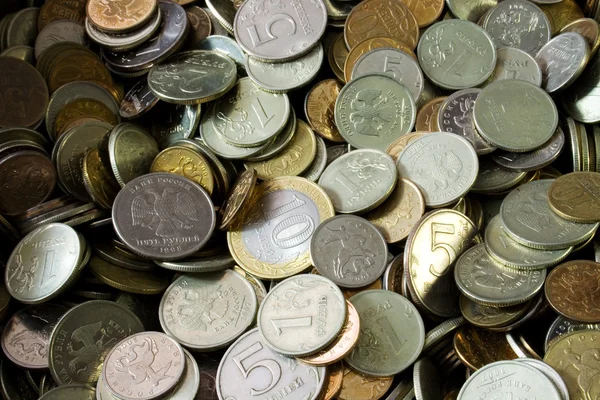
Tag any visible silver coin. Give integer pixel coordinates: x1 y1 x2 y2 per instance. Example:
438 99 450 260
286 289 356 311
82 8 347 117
168 350 200 400
535 32 590 93
195 35 247 71
302 135 327 181
245 109 297 162
119 78 159 120
485 215 572 270
492 126 565 172
234 0 327 62
396 132 479 208
246 43 323 93
458 361 561 400
471 156 526 193
203 7 229 36
514 359 569 400
211 77 290 147
35 20 86 59
205 0 235 34
563 52 600 123
159 270 257 351
482 0 551 55
155 253 235 273
595 235 600 262
486 46 543 86
257 274 346 356
112 173 216 260
85 9 161 52
351 48 424 101
544 316 600 352
150 102 201 149
310 215 388 288
324 0 354 19
413 358 442 400
455 244 546 307
217 328 326 400
5 223 83 304
96 374 117 400
500 179 599 249
38 385 95 400
437 88 496 154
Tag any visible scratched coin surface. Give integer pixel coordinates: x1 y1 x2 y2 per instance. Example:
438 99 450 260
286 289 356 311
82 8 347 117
258 274 346 356
103 332 184 400
346 289 425 376
548 172 600 223
310 215 388 288
217 328 326 400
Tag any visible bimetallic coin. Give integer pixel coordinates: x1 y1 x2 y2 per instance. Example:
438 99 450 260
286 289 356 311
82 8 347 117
486 47 543 86
455 244 546 307
319 149 397 214
35 20 86 59
536 32 590 93
150 146 215 195
500 179 599 249
258 274 346 356
334 74 415 151
337 367 394 400
87 0 157 32
548 172 600 223
38 385 96 400
396 132 479 208
305 79 345 143
473 80 558 152
148 51 237 105
217 328 326 400
107 123 158 187
418 20 496 89
346 290 425 376
545 316 600 351
112 173 216 260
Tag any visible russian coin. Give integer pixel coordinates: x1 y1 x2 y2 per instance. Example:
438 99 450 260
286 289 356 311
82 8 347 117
413 358 442 400
150 103 201 149
85 9 162 52
500 179 599 249
305 79 345 143
186 6 212 48
536 32 590 93
544 316 600 352
455 244 546 307
39 385 96 400
514 358 570 400
112 173 216 260
107 123 158 187
486 46 543 86
482 0 551 55
319 149 397 214
337 367 394 400
402 0 444 27
53 99 118 140
473 80 558 152
103 332 184 400
561 17 600 56
405 209 479 318
159 270 257 351
205 0 235 34
563 53 600 123
346 289 425 376
321 362 343 400
438 89 496 154
548 172 600 223
396 132 478 208
148 51 237 105
155 253 235 273
460 295 531 329
418 20 495 89
334 74 415 151
539 0 584 35
6 7 38 48
150 146 215 195
195 35 246 71
38 0 86 32
416 97 446 132
454 326 519 370
220 168 257 230
217 328 326 400
386 131 428 161
446 0 496 22
35 20 86 59
302 136 328 182
48 300 144 385
471 157 527 193
87 0 157 33
233 0 327 62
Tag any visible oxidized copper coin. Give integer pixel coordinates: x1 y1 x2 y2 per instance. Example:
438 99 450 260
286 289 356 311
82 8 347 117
38 0 86 31
545 260 600 323
548 172 600 223
0 150 56 216
0 57 48 128
87 0 158 33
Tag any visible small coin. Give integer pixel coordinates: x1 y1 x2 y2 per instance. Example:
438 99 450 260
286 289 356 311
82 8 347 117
454 326 518 370
302 135 328 182
485 47 543 86
305 79 346 143
536 32 590 93
544 316 600 352
103 332 184 400
539 0 584 35
205 0 235 34
112 173 216 260
514 358 570 400
54 98 118 140
326 145 349 165
396 132 479 207
563 52 600 123
322 362 344 400
119 79 159 120
385 132 428 162
195 35 246 71
150 103 201 149
337 367 394 400
155 253 235 273
460 295 531 329
548 172 600 223
328 33 348 82
402 0 444 27
220 168 257 230
345 289 424 376
87 0 157 32
150 146 214 195
5 7 38 48
81 149 119 210
38 385 96 400
38 0 86 31
415 97 446 132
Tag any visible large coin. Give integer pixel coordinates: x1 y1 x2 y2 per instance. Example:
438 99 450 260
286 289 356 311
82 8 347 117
548 172 600 223
85 9 162 52
396 132 478 208
112 173 216 260
536 32 590 93
334 74 415 151
217 328 326 400
48 300 144 385
258 274 346 356
345 290 425 376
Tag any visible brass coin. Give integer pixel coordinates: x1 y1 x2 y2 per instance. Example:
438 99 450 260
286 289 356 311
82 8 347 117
87 0 158 33
327 33 348 82
402 0 444 27
305 79 346 143
415 97 447 132
220 167 257 231
38 0 86 31
453 325 519 370
561 18 600 57
337 365 394 400
47 49 112 94
322 362 344 400
385 131 428 162
539 0 584 34
54 98 118 140
82 148 120 210
548 172 600 223
150 145 215 195
89 256 169 295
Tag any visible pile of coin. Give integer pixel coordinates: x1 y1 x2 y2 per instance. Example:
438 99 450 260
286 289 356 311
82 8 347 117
2 0 600 399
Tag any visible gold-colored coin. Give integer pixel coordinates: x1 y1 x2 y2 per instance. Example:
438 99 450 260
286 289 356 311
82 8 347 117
54 98 118 140
322 362 344 400
402 0 445 27
328 33 349 82
540 0 584 34
228 176 335 279
344 37 417 83
337 364 394 400
220 168 257 231
87 0 158 33
544 330 600 400
561 18 600 57
38 0 86 31
386 132 428 162
453 325 519 370
150 146 215 195
305 79 346 143
47 50 112 94
415 97 447 132
245 120 317 180
89 256 169 295
82 148 120 210
548 172 600 223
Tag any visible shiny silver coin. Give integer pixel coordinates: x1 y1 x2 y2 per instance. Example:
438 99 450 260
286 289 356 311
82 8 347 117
195 35 247 71
514 358 569 400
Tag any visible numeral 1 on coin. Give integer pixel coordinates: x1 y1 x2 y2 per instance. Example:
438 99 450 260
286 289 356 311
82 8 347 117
41 250 57 287
378 316 406 354
271 316 312 335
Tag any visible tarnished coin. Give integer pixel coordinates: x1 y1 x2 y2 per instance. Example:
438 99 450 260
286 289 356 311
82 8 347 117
310 215 387 288
149 103 201 149
473 80 558 152
346 290 425 376
107 123 158 187
217 328 326 400
548 172 600 223
337 367 394 400
545 316 600 352
455 244 546 307
119 79 159 120
186 6 211 48
87 0 157 33
48 300 144 385
321 362 343 400
405 209 479 318
396 132 478 208
319 149 397 214
486 47 543 86
150 146 215 195
35 20 86 59
233 0 327 62
54 98 118 139
500 179 599 249
38 0 86 32
454 326 519 370
148 51 237 105
545 260 600 323
483 0 551 55
6 223 83 304
85 9 162 52
539 0 584 35
103 332 184 400
536 32 590 93
334 74 415 151
112 173 216 260
39 385 96 400
418 20 495 89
